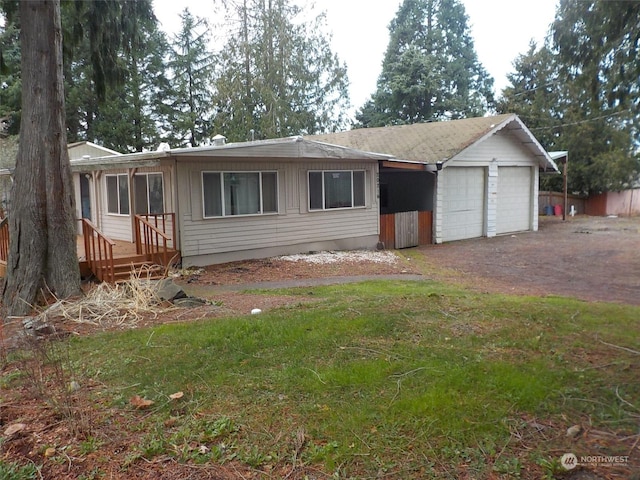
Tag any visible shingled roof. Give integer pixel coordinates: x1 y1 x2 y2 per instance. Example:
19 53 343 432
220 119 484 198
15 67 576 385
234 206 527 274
310 113 556 170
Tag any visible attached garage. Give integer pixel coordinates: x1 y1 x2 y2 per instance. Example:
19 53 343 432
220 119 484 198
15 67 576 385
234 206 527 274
496 166 533 234
310 114 559 245
441 167 485 242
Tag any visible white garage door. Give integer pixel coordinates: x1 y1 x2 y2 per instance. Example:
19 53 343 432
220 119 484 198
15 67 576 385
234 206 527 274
497 167 532 234
441 167 485 242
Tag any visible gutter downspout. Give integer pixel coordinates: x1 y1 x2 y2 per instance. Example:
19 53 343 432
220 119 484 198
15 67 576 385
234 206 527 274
172 156 180 252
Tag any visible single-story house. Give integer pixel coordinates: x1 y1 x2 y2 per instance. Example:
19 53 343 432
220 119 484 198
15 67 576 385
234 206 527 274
66 137 392 268
311 113 559 244
1 114 558 280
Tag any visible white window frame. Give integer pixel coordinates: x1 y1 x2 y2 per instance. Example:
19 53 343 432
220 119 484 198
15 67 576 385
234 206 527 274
134 172 165 215
201 171 279 218
105 173 130 216
308 170 366 211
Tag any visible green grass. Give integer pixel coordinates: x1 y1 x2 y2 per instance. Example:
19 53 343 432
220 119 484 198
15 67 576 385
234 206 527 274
57 281 640 477
0 460 39 480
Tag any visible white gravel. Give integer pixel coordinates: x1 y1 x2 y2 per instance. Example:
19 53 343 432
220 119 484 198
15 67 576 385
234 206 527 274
279 250 399 265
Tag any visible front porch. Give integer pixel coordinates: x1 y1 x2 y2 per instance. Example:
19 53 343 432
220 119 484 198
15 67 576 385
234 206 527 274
0 214 180 283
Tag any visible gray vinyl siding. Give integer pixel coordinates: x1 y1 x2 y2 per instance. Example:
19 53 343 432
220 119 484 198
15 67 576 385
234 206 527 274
176 158 379 263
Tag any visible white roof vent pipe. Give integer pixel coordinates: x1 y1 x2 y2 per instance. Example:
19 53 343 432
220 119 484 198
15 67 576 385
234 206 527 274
212 134 227 147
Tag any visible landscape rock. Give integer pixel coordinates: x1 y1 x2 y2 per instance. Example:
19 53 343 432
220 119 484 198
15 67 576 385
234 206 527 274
172 297 208 308
4 423 26 436
566 424 582 438
154 278 188 302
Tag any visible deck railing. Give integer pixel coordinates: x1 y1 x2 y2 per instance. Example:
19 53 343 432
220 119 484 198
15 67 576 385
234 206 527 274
0 217 8 263
81 218 116 283
134 213 176 268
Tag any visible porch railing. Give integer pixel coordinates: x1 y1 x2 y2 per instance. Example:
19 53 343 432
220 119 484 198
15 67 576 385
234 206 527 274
134 213 176 268
0 217 8 263
81 218 116 283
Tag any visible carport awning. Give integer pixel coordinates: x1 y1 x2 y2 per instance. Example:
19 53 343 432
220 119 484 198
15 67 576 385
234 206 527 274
380 159 435 172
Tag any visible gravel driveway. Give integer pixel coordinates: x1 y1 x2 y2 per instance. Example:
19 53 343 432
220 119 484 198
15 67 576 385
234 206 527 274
417 215 640 305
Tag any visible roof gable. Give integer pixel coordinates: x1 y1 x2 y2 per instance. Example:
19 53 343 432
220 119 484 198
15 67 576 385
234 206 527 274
68 141 121 160
310 114 558 171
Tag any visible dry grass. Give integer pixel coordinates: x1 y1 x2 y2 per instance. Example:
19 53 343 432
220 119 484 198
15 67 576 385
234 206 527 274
43 272 174 329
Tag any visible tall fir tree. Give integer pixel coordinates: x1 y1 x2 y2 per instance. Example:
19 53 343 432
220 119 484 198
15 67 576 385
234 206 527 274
167 8 214 148
355 0 494 127
92 21 174 152
63 0 170 151
2 0 80 315
498 43 564 146
500 0 640 195
211 0 349 142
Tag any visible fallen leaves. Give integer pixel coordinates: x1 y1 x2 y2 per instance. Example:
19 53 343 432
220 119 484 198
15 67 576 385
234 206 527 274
130 391 183 409
130 395 154 409
4 423 26 436
169 391 184 400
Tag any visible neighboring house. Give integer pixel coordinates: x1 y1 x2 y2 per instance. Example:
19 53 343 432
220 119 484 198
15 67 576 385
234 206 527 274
311 113 558 244
67 136 391 267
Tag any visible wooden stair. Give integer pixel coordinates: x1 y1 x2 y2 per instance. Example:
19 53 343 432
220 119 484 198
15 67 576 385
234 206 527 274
110 254 169 283
81 216 179 284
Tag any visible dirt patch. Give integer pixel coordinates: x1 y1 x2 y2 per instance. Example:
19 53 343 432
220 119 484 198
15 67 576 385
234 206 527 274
414 215 640 305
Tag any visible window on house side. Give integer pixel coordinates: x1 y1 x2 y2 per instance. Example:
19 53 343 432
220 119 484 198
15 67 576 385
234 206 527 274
134 173 164 215
106 174 130 215
202 171 278 218
308 170 366 210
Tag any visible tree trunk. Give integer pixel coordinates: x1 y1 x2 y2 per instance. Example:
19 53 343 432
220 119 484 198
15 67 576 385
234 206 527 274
2 0 81 316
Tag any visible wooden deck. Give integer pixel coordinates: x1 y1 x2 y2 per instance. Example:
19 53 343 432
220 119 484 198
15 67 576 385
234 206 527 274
0 236 139 278
1 215 178 282
76 235 138 262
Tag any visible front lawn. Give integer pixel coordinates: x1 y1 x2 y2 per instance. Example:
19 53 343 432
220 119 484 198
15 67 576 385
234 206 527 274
2 280 638 479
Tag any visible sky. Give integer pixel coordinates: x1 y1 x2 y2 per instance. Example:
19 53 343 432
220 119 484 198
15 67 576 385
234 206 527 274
154 0 559 115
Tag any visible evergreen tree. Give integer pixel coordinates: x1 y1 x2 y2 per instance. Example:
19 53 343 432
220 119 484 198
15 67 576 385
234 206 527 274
355 0 494 127
167 8 214 148
0 0 158 314
63 0 169 151
552 0 640 195
553 0 640 124
498 43 563 145
2 0 80 316
500 0 640 195
211 0 349 141
92 21 173 152
0 12 20 134
62 33 97 143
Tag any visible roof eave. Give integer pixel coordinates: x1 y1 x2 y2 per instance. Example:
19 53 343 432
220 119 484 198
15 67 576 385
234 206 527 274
70 151 169 171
